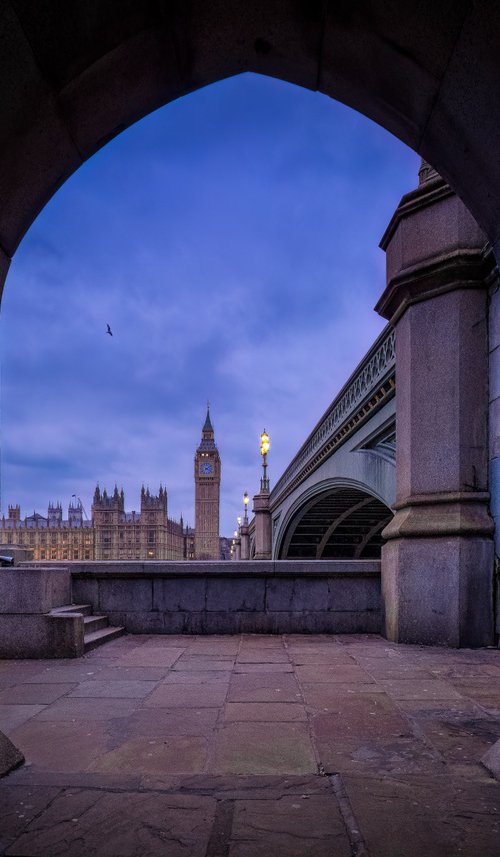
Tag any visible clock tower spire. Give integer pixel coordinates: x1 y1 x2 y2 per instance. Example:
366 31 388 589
194 406 221 559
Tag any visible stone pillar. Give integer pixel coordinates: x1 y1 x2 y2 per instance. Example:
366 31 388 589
375 162 495 647
240 524 250 560
234 537 241 561
253 493 272 560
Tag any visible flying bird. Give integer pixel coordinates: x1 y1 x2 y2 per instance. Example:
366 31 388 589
106 324 113 336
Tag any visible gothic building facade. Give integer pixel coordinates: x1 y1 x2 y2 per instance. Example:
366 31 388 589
0 411 224 561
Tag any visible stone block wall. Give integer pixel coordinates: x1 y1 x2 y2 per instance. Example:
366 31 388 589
489 282 500 635
70 560 381 635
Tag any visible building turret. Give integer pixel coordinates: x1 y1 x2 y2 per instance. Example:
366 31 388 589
47 502 63 528
8 504 20 521
68 499 83 528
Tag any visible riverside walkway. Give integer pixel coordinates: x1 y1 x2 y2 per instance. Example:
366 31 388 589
0 633 499 856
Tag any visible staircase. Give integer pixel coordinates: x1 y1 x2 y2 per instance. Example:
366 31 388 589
51 604 124 652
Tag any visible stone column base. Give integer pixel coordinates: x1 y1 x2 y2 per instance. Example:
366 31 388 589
382 536 494 647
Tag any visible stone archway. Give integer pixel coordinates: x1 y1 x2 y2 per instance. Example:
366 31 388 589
0 3 498 648
1 0 500 301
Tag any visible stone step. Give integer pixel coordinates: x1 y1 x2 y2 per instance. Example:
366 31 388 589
51 603 93 617
84 626 124 652
83 614 109 633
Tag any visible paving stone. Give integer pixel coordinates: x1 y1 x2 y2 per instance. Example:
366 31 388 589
172 657 234 671
301 682 382 712
13 664 102 683
316 736 441 776
0 704 45 733
8 720 110 772
95 666 170 681
162 669 230 685
288 650 354 665
295 664 373 683
144 683 228 708
185 639 239 655
229 794 351 857
238 661 294 674
343 772 500 857
446 678 500 708
93 735 208 775
236 649 289 663
141 773 333 797
224 703 307 722
397 697 484 715
0 785 60 854
68 680 157 699
4 789 215 857
124 707 219 737
228 673 302 703
354 657 435 679
378 679 463 700
419 716 500 763
427 663 500 679
214 722 316 775
311 697 412 741
35 697 139 721
114 647 186 668
0 683 76 705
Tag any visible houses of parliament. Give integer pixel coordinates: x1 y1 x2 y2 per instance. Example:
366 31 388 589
0 410 229 562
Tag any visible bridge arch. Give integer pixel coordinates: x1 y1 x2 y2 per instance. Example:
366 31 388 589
275 478 392 560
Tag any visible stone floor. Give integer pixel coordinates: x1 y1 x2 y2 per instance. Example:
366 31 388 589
0 633 499 856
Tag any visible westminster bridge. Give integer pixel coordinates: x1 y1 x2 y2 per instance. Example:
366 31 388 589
265 325 396 563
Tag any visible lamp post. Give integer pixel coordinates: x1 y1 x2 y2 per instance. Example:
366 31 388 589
260 430 270 492
253 430 272 560
240 492 250 560
233 529 241 561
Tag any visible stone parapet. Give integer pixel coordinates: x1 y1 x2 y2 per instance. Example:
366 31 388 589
67 560 381 635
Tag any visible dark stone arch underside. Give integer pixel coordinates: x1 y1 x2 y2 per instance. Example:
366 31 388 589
280 488 392 560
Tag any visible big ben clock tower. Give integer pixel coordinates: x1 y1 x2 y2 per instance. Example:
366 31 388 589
194 407 221 559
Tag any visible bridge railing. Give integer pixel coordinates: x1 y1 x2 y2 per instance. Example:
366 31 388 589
270 324 395 505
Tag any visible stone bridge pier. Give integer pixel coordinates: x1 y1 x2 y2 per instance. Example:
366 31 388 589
376 163 496 647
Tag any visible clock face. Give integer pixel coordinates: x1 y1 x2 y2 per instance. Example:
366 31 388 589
200 461 214 475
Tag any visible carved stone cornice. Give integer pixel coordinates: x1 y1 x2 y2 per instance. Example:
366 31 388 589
375 246 493 324
383 491 494 540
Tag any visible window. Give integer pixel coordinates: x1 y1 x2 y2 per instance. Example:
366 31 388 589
73 550 79 559
40 550 46 559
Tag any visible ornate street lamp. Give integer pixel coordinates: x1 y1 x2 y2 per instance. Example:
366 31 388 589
260 429 270 492
243 491 249 523
237 516 242 532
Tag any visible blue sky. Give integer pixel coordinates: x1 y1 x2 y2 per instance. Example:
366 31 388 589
0 73 418 534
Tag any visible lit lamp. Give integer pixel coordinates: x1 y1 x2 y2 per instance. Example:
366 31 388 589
243 491 249 523
260 429 270 492
237 516 242 532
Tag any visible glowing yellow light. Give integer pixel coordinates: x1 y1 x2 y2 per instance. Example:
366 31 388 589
243 492 249 506
260 430 270 456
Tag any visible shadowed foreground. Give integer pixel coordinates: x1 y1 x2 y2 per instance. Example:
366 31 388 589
0 634 499 856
